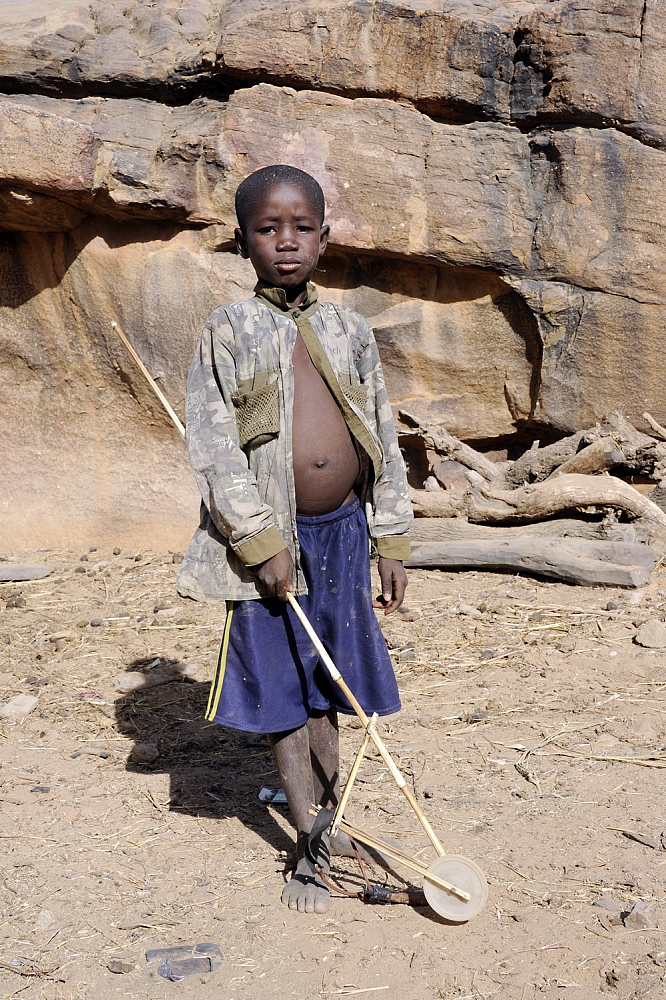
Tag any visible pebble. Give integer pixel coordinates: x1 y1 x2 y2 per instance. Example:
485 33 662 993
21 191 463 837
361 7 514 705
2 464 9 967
107 959 135 975
607 599 620 611
634 619 666 648
397 606 421 622
113 547 121 555
130 742 160 764
458 603 483 619
172 552 184 564
0 694 39 718
90 618 102 627
594 895 620 911
623 900 659 930
74 566 86 574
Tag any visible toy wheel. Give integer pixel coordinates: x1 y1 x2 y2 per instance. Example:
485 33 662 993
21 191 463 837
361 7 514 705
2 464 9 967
423 855 488 922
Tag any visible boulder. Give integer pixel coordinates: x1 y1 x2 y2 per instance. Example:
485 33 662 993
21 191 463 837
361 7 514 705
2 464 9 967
1 2 666 544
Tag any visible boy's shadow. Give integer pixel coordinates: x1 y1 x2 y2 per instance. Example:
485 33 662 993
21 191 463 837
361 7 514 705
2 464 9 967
114 657 294 855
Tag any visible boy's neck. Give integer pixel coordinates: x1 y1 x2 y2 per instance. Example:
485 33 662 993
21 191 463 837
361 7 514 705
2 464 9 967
255 279 318 312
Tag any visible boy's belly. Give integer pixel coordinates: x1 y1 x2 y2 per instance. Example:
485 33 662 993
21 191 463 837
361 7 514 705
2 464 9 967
292 332 360 516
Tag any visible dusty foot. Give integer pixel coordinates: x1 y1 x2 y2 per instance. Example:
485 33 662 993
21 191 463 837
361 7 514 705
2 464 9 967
281 833 330 913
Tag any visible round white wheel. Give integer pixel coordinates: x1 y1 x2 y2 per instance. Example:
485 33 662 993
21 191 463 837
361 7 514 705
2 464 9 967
423 855 488 922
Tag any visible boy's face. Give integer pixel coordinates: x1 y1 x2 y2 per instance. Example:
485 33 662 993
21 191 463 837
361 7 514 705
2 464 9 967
235 182 329 299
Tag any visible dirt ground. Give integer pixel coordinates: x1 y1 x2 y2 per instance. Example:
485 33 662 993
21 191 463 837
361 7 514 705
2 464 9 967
1 547 666 1000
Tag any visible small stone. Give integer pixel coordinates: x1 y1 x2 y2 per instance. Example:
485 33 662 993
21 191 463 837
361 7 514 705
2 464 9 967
623 900 659 930
397 649 415 662
397 606 421 621
107 959 135 975
0 694 39 719
418 715 432 727
3 636 9 645
607 599 620 611
5 596 26 609
134 553 143 562
172 552 184 564
130 742 159 764
35 908 55 930
74 566 86 574
90 618 102 627
89 546 97 553
594 895 620 911
113 547 121 556
458 602 483 619
423 787 434 799
80 554 88 562
634 619 666 648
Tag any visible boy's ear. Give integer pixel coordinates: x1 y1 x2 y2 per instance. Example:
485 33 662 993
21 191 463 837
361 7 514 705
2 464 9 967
319 224 330 255
235 227 249 258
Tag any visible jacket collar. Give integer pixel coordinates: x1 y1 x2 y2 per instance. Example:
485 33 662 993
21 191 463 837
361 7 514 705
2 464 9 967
254 280 320 320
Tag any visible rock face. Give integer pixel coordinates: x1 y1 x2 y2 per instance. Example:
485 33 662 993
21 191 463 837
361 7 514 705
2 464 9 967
1 1 666 546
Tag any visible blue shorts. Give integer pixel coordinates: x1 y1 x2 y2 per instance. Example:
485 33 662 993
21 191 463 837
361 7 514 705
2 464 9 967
205 496 401 733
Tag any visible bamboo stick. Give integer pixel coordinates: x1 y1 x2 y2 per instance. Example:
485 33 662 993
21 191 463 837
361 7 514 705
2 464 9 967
330 713 377 838
111 321 185 439
287 593 446 856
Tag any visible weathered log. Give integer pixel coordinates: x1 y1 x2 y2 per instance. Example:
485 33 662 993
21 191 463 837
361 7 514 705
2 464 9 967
548 437 625 478
479 474 666 526
643 411 666 442
399 411 502 481
406 539 657 588
503 429 596 486
0 564 51 582
410 474 666 550
410 517 638 543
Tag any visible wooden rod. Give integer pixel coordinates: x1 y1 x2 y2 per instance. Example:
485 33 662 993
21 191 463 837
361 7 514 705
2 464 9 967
337 820 470 901
111 321 185 439
330 713 377 837
287 592 446 856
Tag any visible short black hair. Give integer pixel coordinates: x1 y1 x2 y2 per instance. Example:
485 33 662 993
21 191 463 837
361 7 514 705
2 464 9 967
235 164 325 233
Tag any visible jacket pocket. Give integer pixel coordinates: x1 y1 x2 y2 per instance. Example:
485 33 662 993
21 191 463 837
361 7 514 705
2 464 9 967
231 381 280 449
342 382 368 412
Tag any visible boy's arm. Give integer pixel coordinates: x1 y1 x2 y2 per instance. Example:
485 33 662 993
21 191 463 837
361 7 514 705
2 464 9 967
354 316 413 559
185 312 288 570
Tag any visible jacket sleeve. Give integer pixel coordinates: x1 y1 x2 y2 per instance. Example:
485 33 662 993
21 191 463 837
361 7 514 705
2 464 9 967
185 310 288 567
354 315 413 560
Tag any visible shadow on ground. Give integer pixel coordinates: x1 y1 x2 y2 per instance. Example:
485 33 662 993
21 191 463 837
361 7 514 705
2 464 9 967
114 656 294 856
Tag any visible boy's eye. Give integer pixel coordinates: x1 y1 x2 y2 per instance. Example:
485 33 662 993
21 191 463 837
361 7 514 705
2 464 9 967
258 226 277 234
296 226 314 233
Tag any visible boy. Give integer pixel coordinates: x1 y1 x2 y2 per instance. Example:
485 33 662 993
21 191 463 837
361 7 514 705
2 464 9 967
177 164 412 914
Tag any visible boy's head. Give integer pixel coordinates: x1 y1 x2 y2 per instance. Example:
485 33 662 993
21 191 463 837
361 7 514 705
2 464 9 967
234 165 329 303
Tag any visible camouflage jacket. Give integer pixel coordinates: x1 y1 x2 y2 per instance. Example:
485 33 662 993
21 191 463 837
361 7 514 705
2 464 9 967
176 281 412 602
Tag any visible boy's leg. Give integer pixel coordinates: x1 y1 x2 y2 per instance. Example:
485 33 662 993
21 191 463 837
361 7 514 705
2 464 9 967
269 709 340 913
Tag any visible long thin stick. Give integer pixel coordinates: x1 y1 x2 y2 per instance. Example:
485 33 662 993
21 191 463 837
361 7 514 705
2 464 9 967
111 321 185 439
330 713 377 837
337 819 470 900
286 592 445 856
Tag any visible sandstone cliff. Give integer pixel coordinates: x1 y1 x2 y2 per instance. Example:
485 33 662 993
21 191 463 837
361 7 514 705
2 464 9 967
1 1 664 547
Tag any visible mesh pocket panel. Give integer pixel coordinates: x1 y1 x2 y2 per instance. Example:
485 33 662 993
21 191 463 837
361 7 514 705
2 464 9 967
232 382 280 449
342 383 368 412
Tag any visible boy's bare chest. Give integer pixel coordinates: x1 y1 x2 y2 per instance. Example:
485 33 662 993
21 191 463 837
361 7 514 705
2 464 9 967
291 331 359 513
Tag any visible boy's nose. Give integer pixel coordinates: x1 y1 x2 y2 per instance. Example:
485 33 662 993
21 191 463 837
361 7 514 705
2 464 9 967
276 225 298 250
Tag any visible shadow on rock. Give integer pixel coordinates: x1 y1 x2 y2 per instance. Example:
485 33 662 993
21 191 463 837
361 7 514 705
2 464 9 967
113 656 293 855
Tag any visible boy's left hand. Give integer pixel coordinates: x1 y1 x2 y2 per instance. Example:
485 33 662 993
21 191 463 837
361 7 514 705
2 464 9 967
373 557 408 615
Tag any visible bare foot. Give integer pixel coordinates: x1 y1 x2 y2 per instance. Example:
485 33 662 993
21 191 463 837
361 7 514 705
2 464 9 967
281 833 330 913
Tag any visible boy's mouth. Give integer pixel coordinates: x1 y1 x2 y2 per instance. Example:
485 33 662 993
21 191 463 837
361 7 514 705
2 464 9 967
274 260 301 274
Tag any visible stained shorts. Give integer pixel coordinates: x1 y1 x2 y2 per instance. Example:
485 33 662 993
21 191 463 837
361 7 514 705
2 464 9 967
205 495 401 733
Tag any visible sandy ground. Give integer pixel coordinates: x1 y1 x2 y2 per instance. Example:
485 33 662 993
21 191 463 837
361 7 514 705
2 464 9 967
1 547 666 1000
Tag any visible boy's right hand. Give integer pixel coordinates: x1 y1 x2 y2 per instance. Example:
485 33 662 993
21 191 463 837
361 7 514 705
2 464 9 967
254 548 294 601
